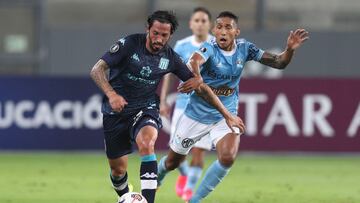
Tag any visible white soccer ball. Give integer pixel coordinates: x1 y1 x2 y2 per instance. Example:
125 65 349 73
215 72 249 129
118 192 148 203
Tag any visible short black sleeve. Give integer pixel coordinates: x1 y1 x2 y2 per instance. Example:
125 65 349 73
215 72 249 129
100 36 133 68
171 53 194 82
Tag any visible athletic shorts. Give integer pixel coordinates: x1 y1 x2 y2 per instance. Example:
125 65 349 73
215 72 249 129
103 108 162 159
170 114 241 155
171 107 213 151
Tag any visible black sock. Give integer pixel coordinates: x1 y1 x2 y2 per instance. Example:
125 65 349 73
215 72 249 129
110 172 129 197
140 154 158 203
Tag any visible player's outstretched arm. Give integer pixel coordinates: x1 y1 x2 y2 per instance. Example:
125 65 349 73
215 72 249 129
260 28 309 69
159 73 175 117
90 59 128 112
195 84 246 133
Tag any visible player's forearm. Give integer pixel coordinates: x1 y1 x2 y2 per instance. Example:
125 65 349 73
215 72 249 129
195 84 232 119
160 74 174 103
260 48 294 70
90 59 116 98
187 57 201 77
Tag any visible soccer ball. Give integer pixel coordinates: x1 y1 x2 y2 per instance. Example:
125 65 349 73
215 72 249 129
118 192 148 203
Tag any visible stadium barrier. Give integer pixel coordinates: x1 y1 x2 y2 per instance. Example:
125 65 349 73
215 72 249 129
0 76 359 152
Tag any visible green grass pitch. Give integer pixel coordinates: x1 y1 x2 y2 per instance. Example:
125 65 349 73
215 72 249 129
0 152 359 203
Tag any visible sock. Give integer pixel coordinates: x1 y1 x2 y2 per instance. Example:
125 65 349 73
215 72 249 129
190 160 230 203
110 172 129 197
178 160 189 176
184 166 202 191
157 156 170 187
140 154 158 203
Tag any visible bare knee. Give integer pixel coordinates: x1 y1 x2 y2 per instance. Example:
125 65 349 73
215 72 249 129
165 158 181 170
218 152 236 168
136 126 158 156
110 164 127 177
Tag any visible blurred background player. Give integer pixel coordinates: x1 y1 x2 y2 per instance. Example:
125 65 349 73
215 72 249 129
159 7 214 200
158 11 309 203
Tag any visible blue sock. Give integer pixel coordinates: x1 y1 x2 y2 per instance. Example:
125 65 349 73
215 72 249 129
178 160 189 176
190 160 230 203
157 156 169 186
184 166 202 191
140 154 157 203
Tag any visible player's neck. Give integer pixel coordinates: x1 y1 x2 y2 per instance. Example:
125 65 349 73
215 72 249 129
221 40 236 52
194 34 208 43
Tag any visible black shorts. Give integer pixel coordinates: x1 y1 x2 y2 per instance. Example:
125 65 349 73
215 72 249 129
102 108 162 159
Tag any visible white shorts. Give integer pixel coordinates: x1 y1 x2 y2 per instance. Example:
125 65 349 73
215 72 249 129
170 108 213 151
170 114 241 155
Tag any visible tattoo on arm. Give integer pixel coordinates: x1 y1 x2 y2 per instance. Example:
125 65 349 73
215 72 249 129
260 50 293 69
90 59 115 97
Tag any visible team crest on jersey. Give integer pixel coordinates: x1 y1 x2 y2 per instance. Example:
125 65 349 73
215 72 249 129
140 66 152 78
236 59 243 67
109 43 119 53
158 58 169 70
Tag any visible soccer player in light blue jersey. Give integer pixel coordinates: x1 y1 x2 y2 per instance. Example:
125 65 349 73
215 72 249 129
160 7 214 201
158 11 309 202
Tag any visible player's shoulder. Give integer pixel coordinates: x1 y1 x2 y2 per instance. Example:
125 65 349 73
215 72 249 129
235 38 250 46
117 33 145 45
175 35 193 47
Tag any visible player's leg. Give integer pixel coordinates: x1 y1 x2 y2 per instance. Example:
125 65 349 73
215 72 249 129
158 114 211 188
134 116 160 203
170 107 189 196
108 156 130 197
182 136 211 201
103 114 134 199
158 148 187 187
190 120 241 203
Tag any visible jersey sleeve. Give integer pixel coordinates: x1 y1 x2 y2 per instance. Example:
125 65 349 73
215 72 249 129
194 42 214 62
171 53 194 82
245 41 265 62
100 36 132 68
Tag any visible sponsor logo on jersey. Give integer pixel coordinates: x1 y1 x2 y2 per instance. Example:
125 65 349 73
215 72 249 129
131 53 140 62
140 66 152 78
158 58 169 70
118 38 126 46
209 85 235 96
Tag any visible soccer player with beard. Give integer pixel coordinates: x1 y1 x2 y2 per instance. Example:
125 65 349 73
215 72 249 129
90 10 244 203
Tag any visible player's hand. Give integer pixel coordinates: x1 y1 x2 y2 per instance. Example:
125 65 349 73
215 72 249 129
286 28 309 51
108 92 128 112
178 76 203 93
225 115 246 134
159 102 171 118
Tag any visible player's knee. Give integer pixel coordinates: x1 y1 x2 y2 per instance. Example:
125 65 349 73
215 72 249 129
110 166 127 177
136 128 158 156
218 152 236 167
165 158 181 171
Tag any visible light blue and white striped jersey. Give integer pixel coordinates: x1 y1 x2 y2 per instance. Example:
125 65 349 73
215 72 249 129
185 38 264 124
173 35 213 109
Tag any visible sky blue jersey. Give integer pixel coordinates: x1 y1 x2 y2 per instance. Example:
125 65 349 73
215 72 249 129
185 38 265 124
173 35 213 109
